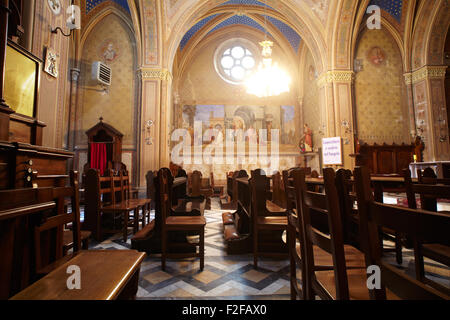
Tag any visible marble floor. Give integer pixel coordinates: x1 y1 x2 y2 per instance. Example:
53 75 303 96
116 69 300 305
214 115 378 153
87 197 449 300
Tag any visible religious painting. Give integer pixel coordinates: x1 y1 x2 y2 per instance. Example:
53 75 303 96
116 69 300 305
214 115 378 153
367 46 385 66
180 105 298 148
4 41 40 118
44 47 59 78
99 39 120 64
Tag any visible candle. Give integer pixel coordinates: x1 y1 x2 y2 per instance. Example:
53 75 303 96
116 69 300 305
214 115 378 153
413 155 417 163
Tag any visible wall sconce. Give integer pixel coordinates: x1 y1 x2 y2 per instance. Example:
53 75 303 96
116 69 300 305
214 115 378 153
144 120 154 145
51 4 81 37
437 116 447 142
354 59 364 73
341 119 352 134
318 124 326 136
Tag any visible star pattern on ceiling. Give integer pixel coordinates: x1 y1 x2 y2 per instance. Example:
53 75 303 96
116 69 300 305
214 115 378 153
86 0 130 14
180 14 301 53
220 0 273 9
369 0 403 22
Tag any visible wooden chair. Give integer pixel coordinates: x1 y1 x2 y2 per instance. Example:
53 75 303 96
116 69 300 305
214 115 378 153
84 169 139 242
404 168 450 295
120 171 152 229
34 171 83 277
250 169 288 269
283 168 306 300
159 168 206 271
210 172 224 197
355 166 449 300
293 168 368 300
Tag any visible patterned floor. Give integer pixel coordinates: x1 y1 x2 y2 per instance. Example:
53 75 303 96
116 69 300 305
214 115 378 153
87 197 449 300
89 198 292 300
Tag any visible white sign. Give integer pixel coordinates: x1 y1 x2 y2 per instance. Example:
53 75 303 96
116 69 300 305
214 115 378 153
322 137 343 165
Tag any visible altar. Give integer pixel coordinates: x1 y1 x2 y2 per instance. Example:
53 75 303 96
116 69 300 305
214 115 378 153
409 161 450 179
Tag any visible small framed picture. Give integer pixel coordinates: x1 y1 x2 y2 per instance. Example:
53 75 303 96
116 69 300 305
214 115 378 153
44 47 59 78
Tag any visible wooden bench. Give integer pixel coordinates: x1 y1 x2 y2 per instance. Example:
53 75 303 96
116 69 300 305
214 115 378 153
10 250 146 300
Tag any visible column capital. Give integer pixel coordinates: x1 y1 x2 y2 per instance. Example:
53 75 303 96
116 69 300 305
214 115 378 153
70 68 81 82
138 68 172 81
317 70 354 87
407 65 448 84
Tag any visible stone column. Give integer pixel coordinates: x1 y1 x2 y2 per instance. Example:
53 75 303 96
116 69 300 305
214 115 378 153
138 67 172 187
411 65 449 161
317 70 356 169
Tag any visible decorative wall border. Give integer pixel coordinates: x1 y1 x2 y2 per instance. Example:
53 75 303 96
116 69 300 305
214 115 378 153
138 68 173 81
404 65 447 84
317 70 355 87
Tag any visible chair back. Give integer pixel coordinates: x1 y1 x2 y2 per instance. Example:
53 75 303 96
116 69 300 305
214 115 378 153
158 168 172 229
293 167 350 300
355 166 450 300
335 169 360 247
250 169 269 217
34 172 82 272
191 171 202 197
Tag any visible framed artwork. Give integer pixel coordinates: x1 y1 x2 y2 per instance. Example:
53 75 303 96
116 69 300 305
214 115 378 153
48 0 62 15
367 46 386 66
4 40 41 118
44 47 60 78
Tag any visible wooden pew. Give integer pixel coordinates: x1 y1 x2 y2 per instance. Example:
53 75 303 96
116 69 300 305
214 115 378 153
84 169 139 242
404 168 450 295
220 170 248 210
251 169 288 269
222 174 252 254
131 168 204 254
355 166 449 300
0 171 83 299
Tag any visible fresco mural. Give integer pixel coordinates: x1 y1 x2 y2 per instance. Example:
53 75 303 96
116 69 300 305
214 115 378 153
180 104 297 148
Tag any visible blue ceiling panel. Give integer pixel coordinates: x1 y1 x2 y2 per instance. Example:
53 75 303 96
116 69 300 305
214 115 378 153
86 0 130 14
369 0 403 22
180 14 221 51
265 15 300 52
208 15 269 35
220 0 273 9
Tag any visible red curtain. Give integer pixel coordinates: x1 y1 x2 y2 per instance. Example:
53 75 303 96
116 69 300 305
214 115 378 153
90 143 107 175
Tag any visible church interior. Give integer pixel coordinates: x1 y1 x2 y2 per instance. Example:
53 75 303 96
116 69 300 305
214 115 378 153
0 0 449 301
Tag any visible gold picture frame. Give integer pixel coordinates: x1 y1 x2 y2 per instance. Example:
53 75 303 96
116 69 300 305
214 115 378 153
4 40 41 118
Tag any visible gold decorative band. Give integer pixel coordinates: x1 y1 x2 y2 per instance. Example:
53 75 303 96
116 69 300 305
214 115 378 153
405 66 447 84
317 70 354 87
139 68 172 81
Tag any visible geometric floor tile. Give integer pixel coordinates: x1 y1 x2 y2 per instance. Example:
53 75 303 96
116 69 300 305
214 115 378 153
89 196 450 300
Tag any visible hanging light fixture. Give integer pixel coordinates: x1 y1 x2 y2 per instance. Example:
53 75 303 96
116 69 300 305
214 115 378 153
245 1 291 98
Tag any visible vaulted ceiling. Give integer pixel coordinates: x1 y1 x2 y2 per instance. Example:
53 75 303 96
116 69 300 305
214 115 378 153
86 0 130 14
178 1 302 53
